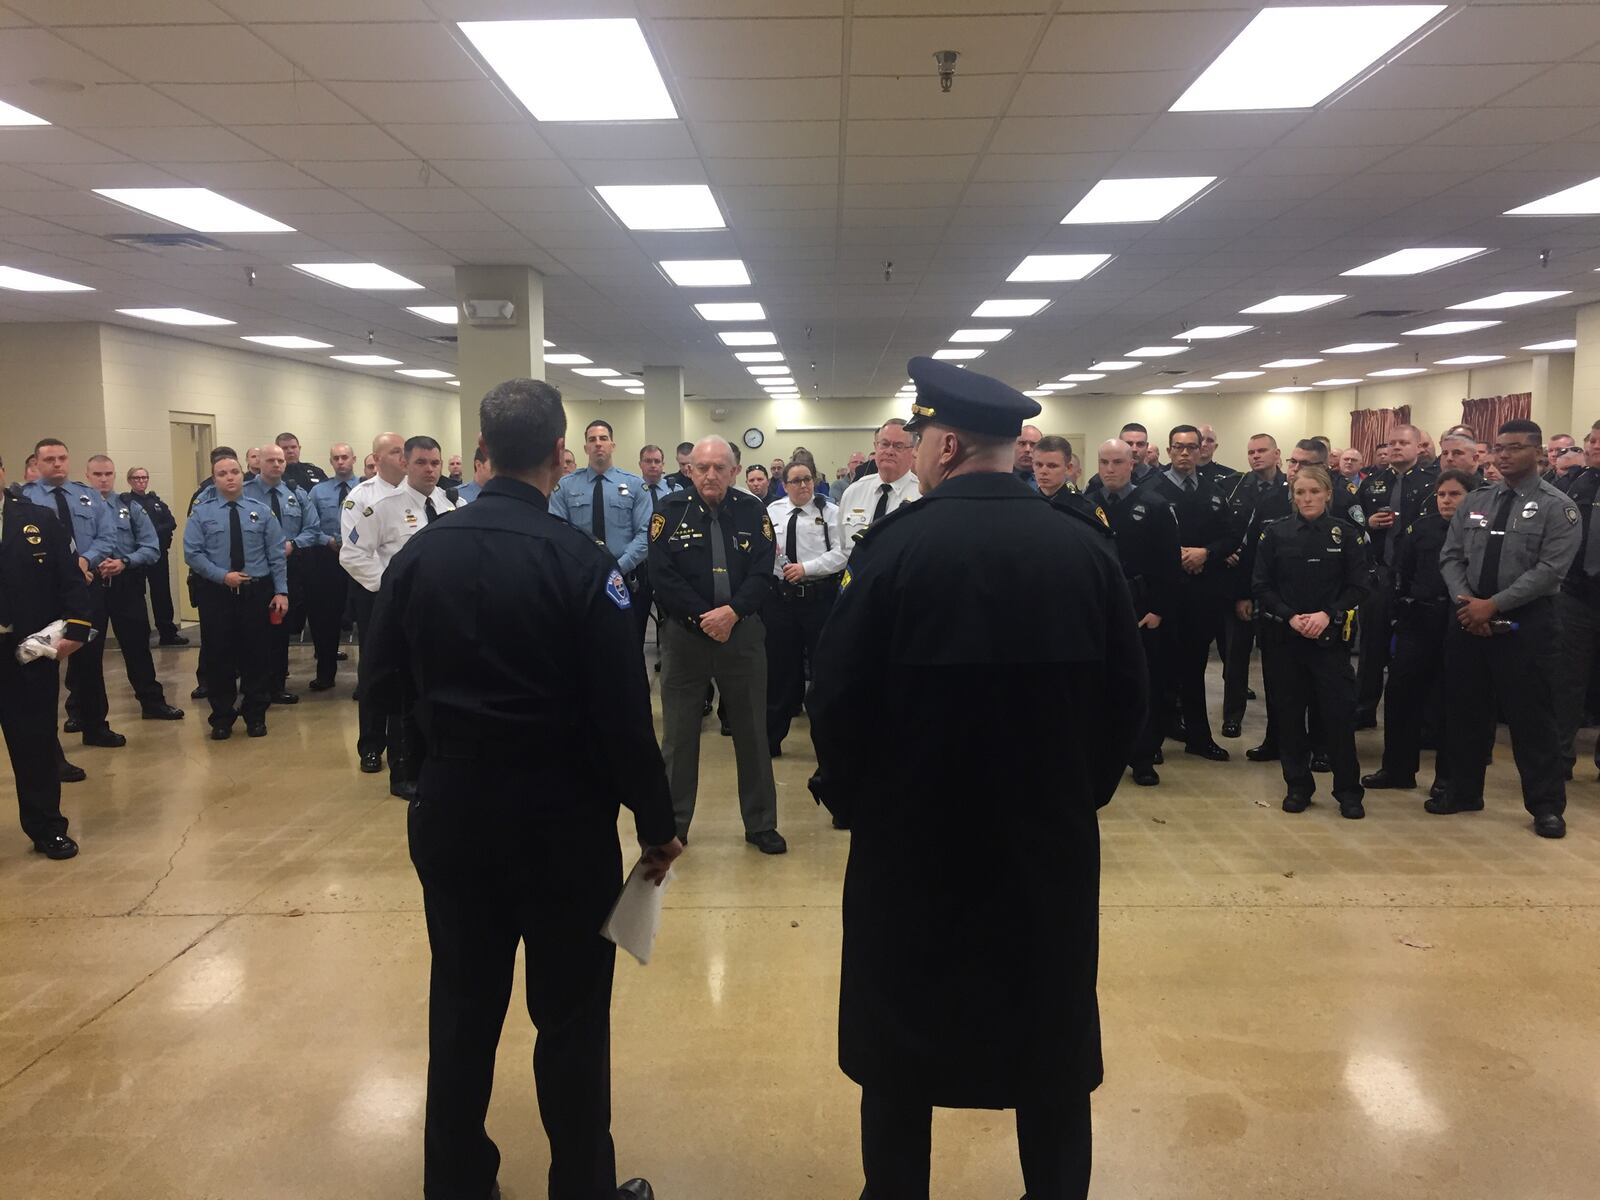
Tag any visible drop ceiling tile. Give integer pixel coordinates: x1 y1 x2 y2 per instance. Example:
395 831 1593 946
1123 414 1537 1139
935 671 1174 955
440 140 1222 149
643 0 843 14
652 18 842 78
970 151 1118 183
224 188 366 214
1279 108 1459 148
60 25 298 83
1365 143 1531 173
7 0 233 19
1008 71 1187 118
1239 144 1403 177
434 159 582 189
252 22 486 82
0 129 132 165
1502 141 1600 172
722 183 839 212
1035 9 1252 74
322 79 520 125
566 159 710 187
844 154 974 184
677 77 840 123
300 160 438 188
1403 5 1600 67
155 82 364 126
0 30 134 84
708 156 838 186
288 211 409 235
1337 62 1547 111
845 73 1012 120
1492 63 1600 108
842 182 962 209
340 187 484 213
215 0 437 17
695 121 840 158
990 114 1150 155
467 187 595 214
1108 147 1257 176
848 118 993 156
1132 112 1305 153
85 124 279 163
850 15 1046 75
427 231 537 254
1430 106 1600 146
238 123 412 161
539 123 698 160
163 162 332 192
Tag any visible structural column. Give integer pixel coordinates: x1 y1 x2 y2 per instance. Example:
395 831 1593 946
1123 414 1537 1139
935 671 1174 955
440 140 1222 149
453 266 545 461
1570 303 1600 428
1530 353 1576 435
643 365 686 458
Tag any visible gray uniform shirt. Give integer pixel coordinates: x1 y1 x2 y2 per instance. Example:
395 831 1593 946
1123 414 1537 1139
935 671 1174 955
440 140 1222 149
1440 474 1581 611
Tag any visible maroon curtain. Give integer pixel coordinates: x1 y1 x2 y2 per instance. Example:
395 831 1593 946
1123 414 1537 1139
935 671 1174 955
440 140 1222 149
1348 404 1412 467
1460 393 1531 439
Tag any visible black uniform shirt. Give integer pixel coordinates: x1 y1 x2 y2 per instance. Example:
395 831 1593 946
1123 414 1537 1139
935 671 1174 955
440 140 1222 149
648 486 776 620
0 493 93 640
1252 510 1370 630
283 461 328 492
1085 483 1181 619
1561 466 1600 603
1394 512 1450 604
1355 463 1435 563
1144 469 1236 594
123 489 177 550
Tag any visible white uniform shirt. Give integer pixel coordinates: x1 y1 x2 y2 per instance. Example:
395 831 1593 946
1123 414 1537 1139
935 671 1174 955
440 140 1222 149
767 494 848 580
836 470 920 554
341 482 455 593
338 475 400 590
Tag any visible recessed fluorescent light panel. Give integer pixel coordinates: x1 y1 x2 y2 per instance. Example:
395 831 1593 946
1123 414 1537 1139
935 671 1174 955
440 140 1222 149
1342 247 1486 276
1523 339 1577 351
1505 175 1600 216
1369 368 1428 377
0 99 49 126
934 348 986 360
719 331 778 346
1005 253 1114 281
1261 358 1322 368
1174 325 1253 340
949 328 1014 343
457 19 676 122
1313 378 1364 387
765 388 799 396
695 302 766 321
1448 290 1571 310
1176 381 1220 389
1270 386 1314 393
1061 373 1105 382
1090 361 1141 371
1214 371 1265 380
1024 390 1053 398
397 369 455 379
241 335 333 350
293 262 422 290
1435 355 1506 365
624 387 644 395
1240 294 1346 314
95 188 294 233
332 355 402 366
601 377 640 387
544 353 592 364
595 184 725 232
736 351 785 363
1170 5 1444 112
406 306 458 324
1061 178 1215 224
973 298 1050 318
0 266 92 292
449 381 462 387
1039 383 1077 391
116 307 234 327
760 380 797 389
1404 320 1501 336
572 367 620 377
1127 346 1188 358
1323 342 1398 354
659 259 751 287
1144 388 1182 395
747 366 789 376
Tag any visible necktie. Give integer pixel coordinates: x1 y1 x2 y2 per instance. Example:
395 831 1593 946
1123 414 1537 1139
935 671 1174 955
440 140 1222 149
424 496 436 524
1475 491 1513 598
873 482 892 523
338 480 350 503
786 508 800 564
1105 493 1119 515
1384 473 1404 565
591 475 606 544
708 509 732 605
1185 476 1196 493
649 483 659 502
268 487 281 520
227 501 246 571
51 486 76 552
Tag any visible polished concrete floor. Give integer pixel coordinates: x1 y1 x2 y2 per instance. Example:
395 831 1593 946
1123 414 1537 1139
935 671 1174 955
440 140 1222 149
2 636 1598 1199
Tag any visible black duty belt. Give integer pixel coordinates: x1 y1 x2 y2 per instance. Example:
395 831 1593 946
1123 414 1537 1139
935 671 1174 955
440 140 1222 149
776 576 840 600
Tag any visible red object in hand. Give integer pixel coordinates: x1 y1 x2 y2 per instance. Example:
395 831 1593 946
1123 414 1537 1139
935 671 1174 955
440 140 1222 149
269 607 283 625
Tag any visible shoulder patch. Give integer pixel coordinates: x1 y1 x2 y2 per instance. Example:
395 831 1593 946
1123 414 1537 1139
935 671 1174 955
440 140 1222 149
1094 505 1109 527
761 513 774 542
1567 505 1580 524
839 565 852 593
343 499 355 510
361 506 373 517
604 568 632 610
649 512 666 542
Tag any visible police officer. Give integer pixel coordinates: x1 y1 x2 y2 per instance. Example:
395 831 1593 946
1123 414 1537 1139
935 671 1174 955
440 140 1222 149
1220 434 1285 737
340 432 406 772
84 455 183 722
1437 420 1580 837
1553 421 1600 779
1195 423 1236 484
1013 422 1043 489
1034 436 1107 528
122 466 186 645
1363 469 1475 794
809 356 1145 1200
633 445 680 645
837 419 919 550
550 419 652 603
0 456 94 860
1086 437 1180 786
305 443 359 690
649 436 784 853
23 438 123 748
663 441 695 491
1252 465 1370 818
183 454 287 740
247 443 323 704
454 446 490 505
362 378 676 1200
276 432 328 493
763 458 847 757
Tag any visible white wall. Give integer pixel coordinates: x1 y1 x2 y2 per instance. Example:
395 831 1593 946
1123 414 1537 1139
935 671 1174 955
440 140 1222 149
1314 361 1538 450
0 323 108 479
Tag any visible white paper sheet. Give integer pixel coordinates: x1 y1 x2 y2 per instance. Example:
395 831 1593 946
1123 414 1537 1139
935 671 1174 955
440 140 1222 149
602 859 674 965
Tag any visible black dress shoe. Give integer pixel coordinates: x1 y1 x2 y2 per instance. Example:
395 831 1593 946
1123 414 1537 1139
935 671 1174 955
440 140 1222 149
191 685 208 699
1310 752 1331 773
1424 794 1483 815
141 704 185 720
210 725 232 741
1185 742 1230 762
701 700 713 717
1246 743 1279 762
158 634 191 646
34 834 79 860
308 678 336 692
1282 793 1311 813
1361 769 1415 789
336 650 349 661
1131 765 1160 786
271 691 299 705
58 760 86 783
618 1180 655 1200
1221 721 1242 739
246 721 268 738
720 720 732 736
831 816 851 831
359 752 382 774
745 829 788 855
82 728 127 748
1339 800 1366 820
390 780 417 801
1245 687 1257 701
62 716 81 733
1152 748 1164 765
1534 813 1567 839
1428 779 1446 800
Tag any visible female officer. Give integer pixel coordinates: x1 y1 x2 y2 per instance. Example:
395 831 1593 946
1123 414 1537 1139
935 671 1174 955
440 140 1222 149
1364 469 1475 797
1252 465 1370 817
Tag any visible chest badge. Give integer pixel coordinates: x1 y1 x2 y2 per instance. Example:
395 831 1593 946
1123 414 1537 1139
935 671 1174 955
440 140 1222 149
1331 523 1343 543
248 510 259 523
617 485 630 497
1522 501 1539 520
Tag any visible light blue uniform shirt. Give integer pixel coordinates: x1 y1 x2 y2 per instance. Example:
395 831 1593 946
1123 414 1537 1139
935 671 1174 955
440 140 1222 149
308 475 357 543
549 465 653 573
103 493 159 568
639 478 681 509
183 494 288 593
245 477 322 550
454 480 482 506
22 479 117 568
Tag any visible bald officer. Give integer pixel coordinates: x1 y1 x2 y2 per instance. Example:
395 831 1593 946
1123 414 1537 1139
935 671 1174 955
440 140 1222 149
811 356 1145 1200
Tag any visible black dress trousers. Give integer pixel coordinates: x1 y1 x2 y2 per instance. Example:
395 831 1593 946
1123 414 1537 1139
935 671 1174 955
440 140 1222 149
764 578 838 753
147 548 180 639
105 568 166 709
197 578 272 728
0 643 69 841
1261 633 1362 804
63 583 110 734
305 545 348 683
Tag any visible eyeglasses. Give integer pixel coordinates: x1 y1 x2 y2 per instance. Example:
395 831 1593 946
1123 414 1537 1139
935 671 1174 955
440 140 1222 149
1169 443 1199 455
875 440 912 452
787 475 815 485
1492 442 1537 454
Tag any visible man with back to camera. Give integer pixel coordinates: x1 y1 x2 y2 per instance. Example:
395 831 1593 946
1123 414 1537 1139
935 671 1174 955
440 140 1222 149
247 443 323 705
362 378 678 1200
1436 419 1579 838
340 432 407 776
810 355 1145 1200
305 443 360 691
122 465 187 645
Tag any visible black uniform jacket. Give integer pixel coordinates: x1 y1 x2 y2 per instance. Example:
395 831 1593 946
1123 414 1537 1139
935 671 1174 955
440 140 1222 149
361 476 675 846
808 471 1147 1108
1355 463 1436 564
1142 470 1237 598
647 486 775 621
1252 512 1370 644
1392 512 1452 635
1085 485 1181 619
0 494 92 641
1560 466 1600 605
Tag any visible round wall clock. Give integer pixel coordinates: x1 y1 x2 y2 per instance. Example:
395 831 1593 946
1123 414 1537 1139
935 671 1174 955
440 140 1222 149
743 427 765 450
